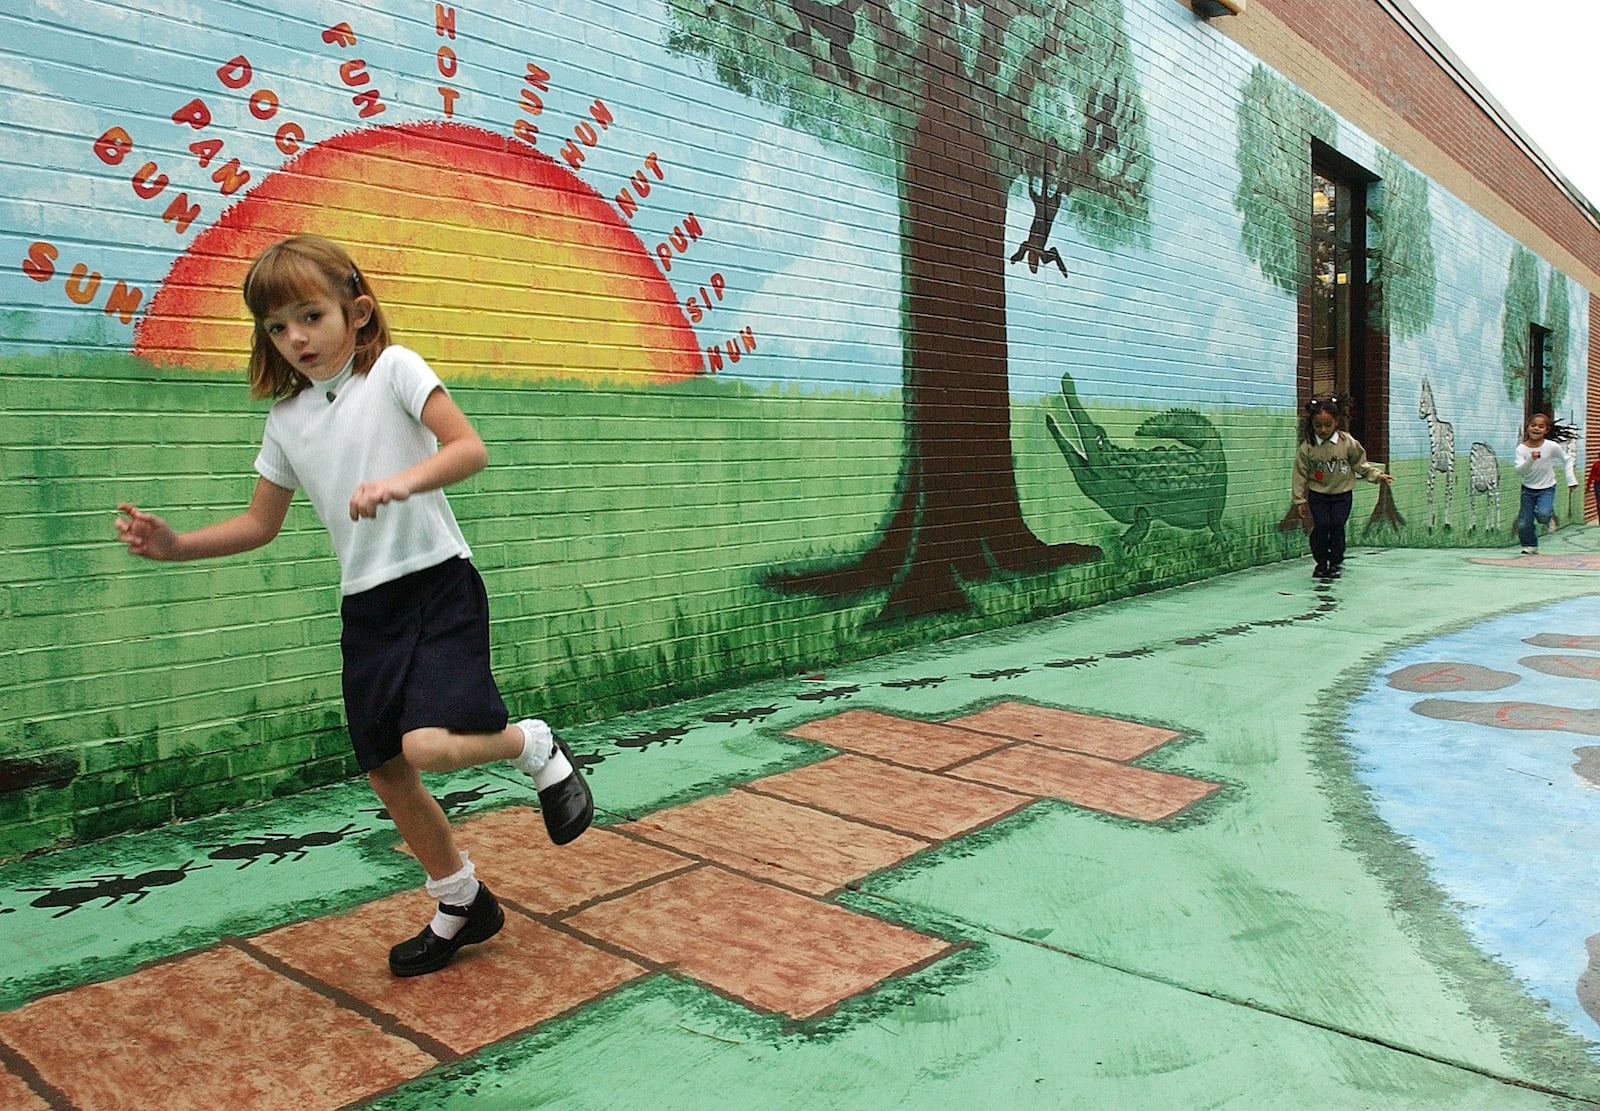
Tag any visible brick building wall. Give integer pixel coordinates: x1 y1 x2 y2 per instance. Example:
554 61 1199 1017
1246 0 1600 280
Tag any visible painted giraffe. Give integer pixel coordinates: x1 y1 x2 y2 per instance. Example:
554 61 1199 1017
1418 378 1456 529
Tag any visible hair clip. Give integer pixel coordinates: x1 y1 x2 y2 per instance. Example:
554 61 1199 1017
349 268 361 289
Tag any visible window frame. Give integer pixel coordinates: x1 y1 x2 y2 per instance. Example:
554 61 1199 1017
1301 141 1387 458
1527 322 1552 420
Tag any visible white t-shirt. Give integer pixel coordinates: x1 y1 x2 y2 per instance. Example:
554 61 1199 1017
255 344 472 595
1513 439 1579 492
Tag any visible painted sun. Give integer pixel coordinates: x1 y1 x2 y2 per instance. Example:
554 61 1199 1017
135 121 703 384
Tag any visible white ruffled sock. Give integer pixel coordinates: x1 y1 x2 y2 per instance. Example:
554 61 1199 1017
512 718 572 788
424 852 479 940
511 719 553 774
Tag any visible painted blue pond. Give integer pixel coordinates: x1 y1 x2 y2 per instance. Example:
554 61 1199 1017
1346 593 1600 1049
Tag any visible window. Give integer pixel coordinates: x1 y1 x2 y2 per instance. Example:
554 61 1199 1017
1528 323 1552 419
1307 169 1358 401
1302 143 1385 455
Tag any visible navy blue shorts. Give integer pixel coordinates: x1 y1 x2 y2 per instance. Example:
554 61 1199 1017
339 557 509 772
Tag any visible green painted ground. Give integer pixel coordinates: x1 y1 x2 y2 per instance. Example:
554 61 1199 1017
6 540 1600 1107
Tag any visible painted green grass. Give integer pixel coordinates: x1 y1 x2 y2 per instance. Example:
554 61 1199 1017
365 553 1600 1107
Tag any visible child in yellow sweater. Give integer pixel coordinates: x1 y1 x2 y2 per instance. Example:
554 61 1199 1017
1291 396 1393 580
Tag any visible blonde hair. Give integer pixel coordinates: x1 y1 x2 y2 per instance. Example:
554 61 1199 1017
242 235 391 400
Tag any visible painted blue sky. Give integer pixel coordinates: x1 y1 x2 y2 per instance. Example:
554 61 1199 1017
0 0 1583 427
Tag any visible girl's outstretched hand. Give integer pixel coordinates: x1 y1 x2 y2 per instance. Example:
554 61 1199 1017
115 504 179 560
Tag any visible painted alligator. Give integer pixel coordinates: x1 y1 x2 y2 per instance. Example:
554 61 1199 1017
1045 371 1227 546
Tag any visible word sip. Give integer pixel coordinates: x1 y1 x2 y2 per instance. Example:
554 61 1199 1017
22 242 143 324
684 273 726 324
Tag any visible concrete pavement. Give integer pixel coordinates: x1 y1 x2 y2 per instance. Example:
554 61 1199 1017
6 536 1600 1108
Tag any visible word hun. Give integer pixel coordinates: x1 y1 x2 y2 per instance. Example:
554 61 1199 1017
557 99 615 170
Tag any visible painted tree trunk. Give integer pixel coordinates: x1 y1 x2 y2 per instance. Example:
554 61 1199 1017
770 42 1100 619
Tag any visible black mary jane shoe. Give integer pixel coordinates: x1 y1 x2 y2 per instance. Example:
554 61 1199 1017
1312 563 1330 580
388 883 505 977
538 735 594 846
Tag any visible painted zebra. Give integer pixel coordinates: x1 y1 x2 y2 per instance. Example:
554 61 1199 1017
1419 378 1456 529
1467 442 1500 531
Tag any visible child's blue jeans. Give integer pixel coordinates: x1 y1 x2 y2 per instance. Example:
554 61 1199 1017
1517 484 1555 548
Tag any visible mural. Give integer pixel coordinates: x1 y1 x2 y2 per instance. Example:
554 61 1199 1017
0 0 1590 865
1417 377 1456 529
1467 442 1504 530
10 5 1600 1101
1372 148 1438 344
133 122 705 384
1234 65 1338 298
1418 376 1503 532
14 556 1600 1102
666 0 1154 618
1349 597 1600 1052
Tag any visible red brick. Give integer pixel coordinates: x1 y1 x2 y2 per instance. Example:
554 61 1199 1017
951 744 1220 822
566 866 950 1019
620 789 928 895
946 701 1181 761
752 753 1027 839
787 709 1011 770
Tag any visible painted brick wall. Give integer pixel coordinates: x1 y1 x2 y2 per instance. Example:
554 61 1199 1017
1589 310 1600 521
2 0 1595 859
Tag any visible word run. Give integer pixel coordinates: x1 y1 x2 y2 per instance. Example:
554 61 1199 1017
507 61 618 175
